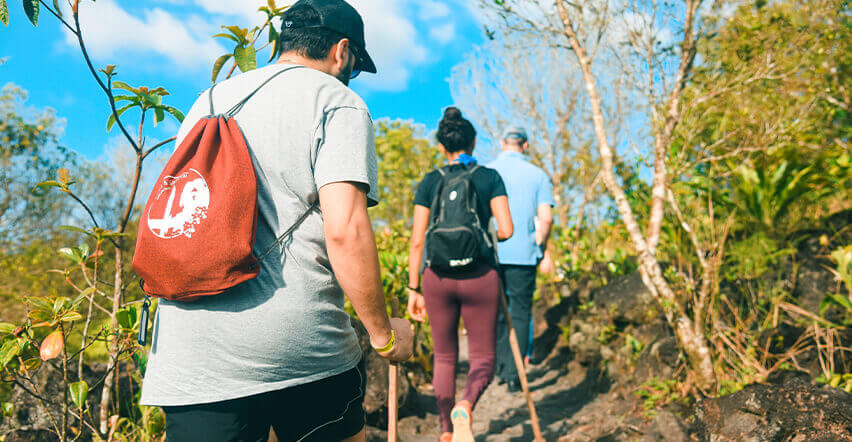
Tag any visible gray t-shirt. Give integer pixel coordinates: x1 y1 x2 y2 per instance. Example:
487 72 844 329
140 64 377 406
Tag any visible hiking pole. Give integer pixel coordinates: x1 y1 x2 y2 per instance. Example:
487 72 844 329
499 282 545 442
388 294 402 442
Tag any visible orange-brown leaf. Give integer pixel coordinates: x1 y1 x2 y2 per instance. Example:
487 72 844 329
39 330 64 361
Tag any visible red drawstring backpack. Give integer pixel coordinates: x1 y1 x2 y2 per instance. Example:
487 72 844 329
132 67 314 343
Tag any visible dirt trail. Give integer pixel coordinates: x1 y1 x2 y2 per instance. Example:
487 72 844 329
370 332 617 442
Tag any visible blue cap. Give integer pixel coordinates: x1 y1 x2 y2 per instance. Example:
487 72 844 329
502 125 528 141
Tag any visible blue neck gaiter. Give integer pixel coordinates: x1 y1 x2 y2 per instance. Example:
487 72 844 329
453 153 478 166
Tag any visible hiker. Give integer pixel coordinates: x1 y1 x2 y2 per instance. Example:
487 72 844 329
137 1 414 441
488 126 555 392
406 107 514 442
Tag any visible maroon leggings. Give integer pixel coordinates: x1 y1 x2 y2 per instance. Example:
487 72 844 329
423 265 500 433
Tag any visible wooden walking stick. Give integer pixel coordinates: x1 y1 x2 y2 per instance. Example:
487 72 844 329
388 295 402 442
499 283 545 442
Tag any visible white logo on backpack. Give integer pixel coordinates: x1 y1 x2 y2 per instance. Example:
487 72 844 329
147 168 210 239
449 257 474 267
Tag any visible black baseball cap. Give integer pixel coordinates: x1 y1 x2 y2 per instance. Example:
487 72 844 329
281 0 377 74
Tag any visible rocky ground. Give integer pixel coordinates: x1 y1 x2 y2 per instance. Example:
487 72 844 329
360 272 852 442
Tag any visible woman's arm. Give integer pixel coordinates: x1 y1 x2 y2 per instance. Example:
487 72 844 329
490 195 514 241
407 205 430 322
408 205 430 288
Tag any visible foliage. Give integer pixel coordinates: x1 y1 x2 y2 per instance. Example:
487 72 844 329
0 84 80 246
0 1 185 439
374 222 434 375
372 120 442 225
211 1 288 82
547 222 636 287
104 71 184 132
633 378 692 417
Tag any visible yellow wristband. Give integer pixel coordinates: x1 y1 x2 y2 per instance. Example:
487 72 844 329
373 330 395 353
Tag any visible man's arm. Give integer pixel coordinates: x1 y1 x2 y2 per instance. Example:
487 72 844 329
319 181 412 362
536 204 553 247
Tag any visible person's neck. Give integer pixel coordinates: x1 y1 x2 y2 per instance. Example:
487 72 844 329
446 151 467 163
502 147 524 154
276 53 334 77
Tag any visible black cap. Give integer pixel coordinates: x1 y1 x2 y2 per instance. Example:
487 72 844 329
281 0 377 74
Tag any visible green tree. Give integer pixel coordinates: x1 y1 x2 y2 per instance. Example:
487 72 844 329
675 0 851 233
0 83 77 247
372 120 442 225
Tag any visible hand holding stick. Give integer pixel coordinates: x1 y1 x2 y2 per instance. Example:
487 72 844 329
388 294 402 442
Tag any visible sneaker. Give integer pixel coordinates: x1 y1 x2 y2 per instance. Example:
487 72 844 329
450 405 474 442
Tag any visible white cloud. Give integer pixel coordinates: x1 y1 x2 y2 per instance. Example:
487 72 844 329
65 0 226 71
419 1 452 20
189 0 260 22
347 0 428 91
429 23 456 45
62 0 452 91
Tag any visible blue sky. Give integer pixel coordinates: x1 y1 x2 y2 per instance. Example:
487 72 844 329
0 0 486 159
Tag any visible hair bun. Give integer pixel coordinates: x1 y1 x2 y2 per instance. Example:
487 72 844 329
443 106 463 121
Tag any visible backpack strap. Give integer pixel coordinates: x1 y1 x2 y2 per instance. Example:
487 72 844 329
428 167 451 225
207 65 305 117
253 200 320 265
208 82 218 116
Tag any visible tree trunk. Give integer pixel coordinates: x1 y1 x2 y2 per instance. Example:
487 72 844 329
555 0 716 389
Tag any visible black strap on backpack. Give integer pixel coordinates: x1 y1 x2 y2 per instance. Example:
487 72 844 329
207 65 319 268
428 165 481 224
424 164 494 272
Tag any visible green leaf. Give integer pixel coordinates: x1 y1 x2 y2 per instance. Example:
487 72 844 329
23 0 37 25
212 53 232 83
22 357 41 371
223 25 248 42
53 297 70 315
234 45 257 73
213 32 240 43
267 27 280 62
31 180 63 194
1 402 13 417
28 309 52 324
106 103 136 132
59 225 95 237
26 297 54 313
68 381 89 409
0 339 24 369
154 107 165 126
111 81 137 93
58 247 77 262
112 95 138 103
116 307 137 330
52 0 60 18
60 312 83 323
132 351 148 376
0 323 15 334
163 106 185 123
140 92 162 108
1 0 8 26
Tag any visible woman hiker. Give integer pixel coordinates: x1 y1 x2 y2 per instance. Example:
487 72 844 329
406 107 514 442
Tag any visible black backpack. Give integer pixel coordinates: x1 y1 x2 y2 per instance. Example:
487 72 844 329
425 165 494 273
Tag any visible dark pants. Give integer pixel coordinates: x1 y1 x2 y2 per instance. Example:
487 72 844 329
162 360 366 442
423 265 500 433
495 265 538 382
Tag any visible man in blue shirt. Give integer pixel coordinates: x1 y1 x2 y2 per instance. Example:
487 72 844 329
488 126 555 391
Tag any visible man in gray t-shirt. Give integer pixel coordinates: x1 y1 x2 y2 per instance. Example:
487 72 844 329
140 2 413 441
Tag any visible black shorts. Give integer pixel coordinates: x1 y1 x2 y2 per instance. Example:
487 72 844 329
162 360 366 442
